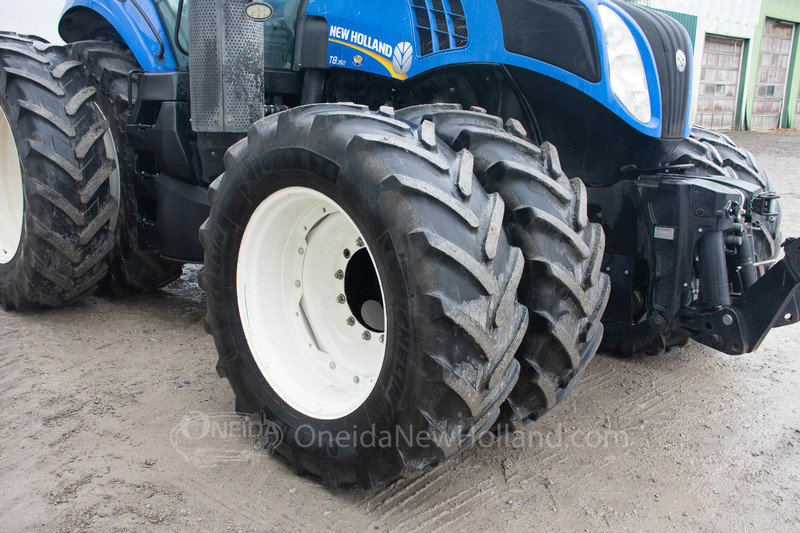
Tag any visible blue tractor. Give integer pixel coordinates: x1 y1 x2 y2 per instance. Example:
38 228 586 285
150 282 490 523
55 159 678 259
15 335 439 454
0 0 798 487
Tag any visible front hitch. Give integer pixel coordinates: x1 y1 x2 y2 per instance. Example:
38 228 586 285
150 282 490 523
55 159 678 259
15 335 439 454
590 173 797 355
677 238 800 354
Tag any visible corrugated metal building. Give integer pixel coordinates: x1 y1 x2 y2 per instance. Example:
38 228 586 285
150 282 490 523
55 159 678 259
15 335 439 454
630 0 800 131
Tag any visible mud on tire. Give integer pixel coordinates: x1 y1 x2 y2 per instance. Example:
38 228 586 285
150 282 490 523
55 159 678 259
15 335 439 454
199 104 529 488
398 104 610 429
0 34 117 310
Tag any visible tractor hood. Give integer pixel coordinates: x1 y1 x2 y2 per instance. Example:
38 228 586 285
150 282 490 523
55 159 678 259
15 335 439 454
316 0 694 139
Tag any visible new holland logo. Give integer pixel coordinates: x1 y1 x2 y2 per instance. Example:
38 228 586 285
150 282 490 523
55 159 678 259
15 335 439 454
393 42 413 75
676 50 687 73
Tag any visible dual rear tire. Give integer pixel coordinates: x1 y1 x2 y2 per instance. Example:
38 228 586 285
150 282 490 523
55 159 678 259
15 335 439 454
0 34 118 310
200 104 609 486
0 36 181 310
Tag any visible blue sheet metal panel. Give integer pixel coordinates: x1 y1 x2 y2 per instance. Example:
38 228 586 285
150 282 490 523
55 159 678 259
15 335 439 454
309 0 665 137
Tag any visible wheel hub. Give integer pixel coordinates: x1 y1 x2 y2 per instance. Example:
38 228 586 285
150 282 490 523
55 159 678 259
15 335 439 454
237 186 387 420
0 104 24 265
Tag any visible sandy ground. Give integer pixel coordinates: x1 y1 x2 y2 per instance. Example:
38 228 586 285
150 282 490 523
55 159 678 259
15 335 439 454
1 131 799 532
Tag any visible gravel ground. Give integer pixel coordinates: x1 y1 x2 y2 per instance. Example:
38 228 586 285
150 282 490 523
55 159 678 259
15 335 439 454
1 131 799 532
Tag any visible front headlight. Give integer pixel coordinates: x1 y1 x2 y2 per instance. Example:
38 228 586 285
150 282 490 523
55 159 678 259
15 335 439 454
598 5 652 123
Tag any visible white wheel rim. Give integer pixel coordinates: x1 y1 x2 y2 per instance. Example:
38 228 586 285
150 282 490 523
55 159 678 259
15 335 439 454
0 105 24 265
237 186 388 420
92 103 120 231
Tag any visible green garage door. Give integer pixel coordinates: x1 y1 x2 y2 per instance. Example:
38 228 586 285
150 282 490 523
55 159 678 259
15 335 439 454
697 35 745 130
753 18 796 131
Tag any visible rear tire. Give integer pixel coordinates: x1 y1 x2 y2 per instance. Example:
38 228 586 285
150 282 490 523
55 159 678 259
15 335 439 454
0 34 116 310
67 41 182 293
601 125 781 356
397 104 610 429
199 104 528 488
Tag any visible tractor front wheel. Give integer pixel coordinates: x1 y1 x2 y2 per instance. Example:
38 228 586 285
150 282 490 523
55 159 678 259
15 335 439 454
200 104 528 488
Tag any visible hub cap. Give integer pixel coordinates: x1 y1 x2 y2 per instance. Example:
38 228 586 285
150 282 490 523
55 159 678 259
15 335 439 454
0 105 24 265
236 187 387 420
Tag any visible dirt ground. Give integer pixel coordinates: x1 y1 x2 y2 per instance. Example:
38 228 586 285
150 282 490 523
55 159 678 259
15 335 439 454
1 131 799 532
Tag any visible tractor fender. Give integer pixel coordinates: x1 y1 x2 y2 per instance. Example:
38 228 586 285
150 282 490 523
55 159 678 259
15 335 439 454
58 0 178 72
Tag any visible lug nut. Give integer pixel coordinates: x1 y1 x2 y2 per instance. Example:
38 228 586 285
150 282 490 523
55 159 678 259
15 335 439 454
722 314 733 326
356 237 364 247
343 249 351 259
346 316 355 326
379 335 384 344
335 270 344 280
337 294 346 304
362 331 371 341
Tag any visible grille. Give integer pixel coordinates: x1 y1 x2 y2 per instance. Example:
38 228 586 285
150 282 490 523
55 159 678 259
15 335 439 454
409 0 468 56
189 0 265 133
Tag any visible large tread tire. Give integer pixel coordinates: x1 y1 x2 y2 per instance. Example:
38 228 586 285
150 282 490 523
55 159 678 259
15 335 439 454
67 41 182 293
601 125 782 357
0 34 117 310
199 104 528 488
397 104 610 429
